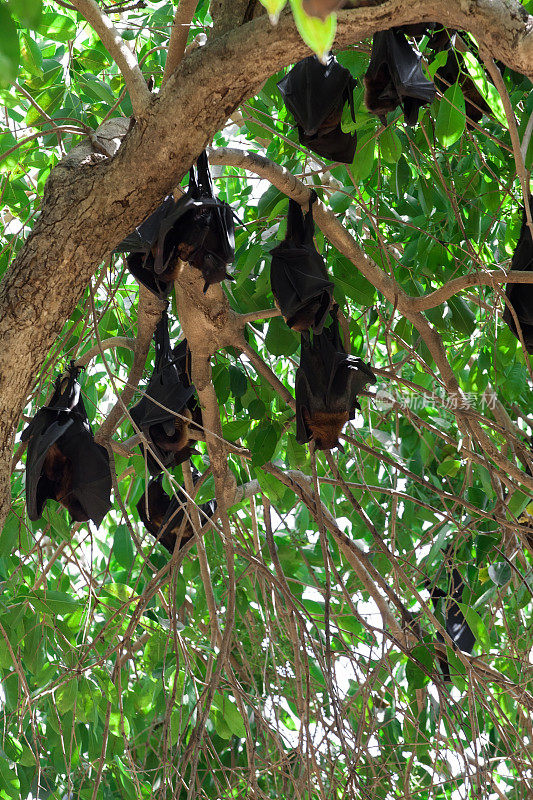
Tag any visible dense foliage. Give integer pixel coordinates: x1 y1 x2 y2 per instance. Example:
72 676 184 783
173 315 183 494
0 1 532 798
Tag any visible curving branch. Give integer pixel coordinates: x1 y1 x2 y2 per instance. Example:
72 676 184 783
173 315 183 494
70 0 151 116
161 0 199 87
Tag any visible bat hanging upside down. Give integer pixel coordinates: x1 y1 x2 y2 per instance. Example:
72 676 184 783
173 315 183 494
295 308 376 451
22 361 112 526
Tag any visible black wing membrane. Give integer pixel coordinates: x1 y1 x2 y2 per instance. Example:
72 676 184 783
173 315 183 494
428 568 475 682
364 29 436 125
137 473 217 554
502 196 533 352
130 312 201 475
22 362 112 526
270 193 334 334
295 309 376 450
114 151 235 297
278 54 357 163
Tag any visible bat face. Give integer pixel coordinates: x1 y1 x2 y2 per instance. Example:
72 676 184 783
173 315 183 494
115 151 235 296
364 29 436 126
22 362 112 526
270 196 334 334
130 315 201 475
277 55 357 163
295 310 376 450
137 474 217 555
503 196 533 351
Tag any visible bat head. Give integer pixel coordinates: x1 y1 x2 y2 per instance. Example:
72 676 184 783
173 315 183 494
303 409 349 450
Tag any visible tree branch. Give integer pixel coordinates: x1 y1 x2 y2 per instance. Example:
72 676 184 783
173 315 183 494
161 0 199 87
70 0 151 116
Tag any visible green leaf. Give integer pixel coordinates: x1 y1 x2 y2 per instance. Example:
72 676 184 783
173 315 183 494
406 644 432 690
258 0 287 24
7 0 41 28
264 315 299 357
113 524 134 570
222 419 250 441
350 128 376 183
222 699 246 738
437 459 461 478
290 0 336 60
0 512 19 555
229 366 248 397
507 488 530 519
459 602 488 648
248 422 279 467
447 296 476 336
435 82 466 149
0 5 20 88
19 32 42 75
56 679 78 714
25 590 80 616
488 561 511 586
463 52 507 126
79 73 115 105
37 12 76 42
379 128 402 163
255 467 286 502
0 759 20 798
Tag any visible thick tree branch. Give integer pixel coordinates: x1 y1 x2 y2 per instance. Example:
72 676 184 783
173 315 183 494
70 0 151 116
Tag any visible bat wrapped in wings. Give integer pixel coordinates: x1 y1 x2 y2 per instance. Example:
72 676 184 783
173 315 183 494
137 472 217 554
277 54 357 163
295 309 376 450
22 362 112 526
364 29 436 125
115 150 235 296
130 312 202 474
502 196 533 352
427 567 475 682
270 192 334 334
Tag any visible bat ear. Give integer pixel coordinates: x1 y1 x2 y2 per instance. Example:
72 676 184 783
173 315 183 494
203 281 209 293
225 271 235 281
337 441 345 454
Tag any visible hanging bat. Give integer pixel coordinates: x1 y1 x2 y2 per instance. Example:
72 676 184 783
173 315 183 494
429 30 492 126
114 196 178 300
137 473 217 554
21 362 112 526
130 312 202 475
270 192 334 334
364 29 436 125
503 196 533 352
295 309 376 450
427 568 475 682
277 54 357 163
115 151 235 295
